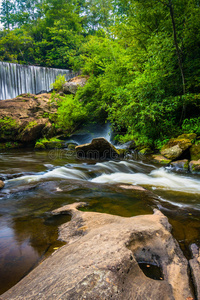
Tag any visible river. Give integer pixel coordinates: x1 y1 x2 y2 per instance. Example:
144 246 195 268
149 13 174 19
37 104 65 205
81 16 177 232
0 146 200 294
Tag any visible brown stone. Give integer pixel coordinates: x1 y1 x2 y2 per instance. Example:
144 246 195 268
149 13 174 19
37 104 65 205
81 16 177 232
75 137 121 160
151 154 171 165
189 159 200 173
0 93 56 142
1 202 193 300
0 180 4 189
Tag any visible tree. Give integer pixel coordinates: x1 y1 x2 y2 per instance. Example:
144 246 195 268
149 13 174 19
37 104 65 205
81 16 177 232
0 0 15 29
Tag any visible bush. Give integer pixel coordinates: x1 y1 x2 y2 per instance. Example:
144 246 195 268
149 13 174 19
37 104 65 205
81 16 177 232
50 74 66 91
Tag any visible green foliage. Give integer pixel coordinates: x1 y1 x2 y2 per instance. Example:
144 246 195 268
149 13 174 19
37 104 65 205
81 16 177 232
50 74 66 91
35 137 64 149
52 94 87 133
1 0 200 147
182 117 200 135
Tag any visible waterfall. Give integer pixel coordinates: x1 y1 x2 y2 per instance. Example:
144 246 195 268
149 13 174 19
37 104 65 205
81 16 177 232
0 61 77 100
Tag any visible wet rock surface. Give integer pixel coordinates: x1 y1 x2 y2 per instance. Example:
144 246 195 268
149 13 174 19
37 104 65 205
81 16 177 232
0 180 4 189
75 137 122 160
1 202 194 300
169 159 189 172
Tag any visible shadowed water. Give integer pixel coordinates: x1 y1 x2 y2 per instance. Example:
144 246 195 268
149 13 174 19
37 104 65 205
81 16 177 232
0 148 200 294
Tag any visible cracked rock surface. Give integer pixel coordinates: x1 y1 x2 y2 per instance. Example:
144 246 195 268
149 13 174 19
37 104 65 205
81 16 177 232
1 202 194 300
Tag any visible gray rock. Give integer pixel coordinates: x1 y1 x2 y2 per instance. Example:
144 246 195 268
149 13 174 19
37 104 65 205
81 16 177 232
1 202 193 300
170 159 189 171
63 76 88 94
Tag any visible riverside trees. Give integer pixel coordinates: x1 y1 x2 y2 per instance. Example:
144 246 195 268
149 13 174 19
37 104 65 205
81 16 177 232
0 0 200 147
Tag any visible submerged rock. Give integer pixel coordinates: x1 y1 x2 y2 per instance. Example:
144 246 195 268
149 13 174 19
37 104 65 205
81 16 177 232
0 180 4 189
63 76 88 94
1 202 193 300
75 137 122 160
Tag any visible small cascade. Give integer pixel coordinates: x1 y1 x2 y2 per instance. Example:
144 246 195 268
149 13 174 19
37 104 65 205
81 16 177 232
0 61 77 100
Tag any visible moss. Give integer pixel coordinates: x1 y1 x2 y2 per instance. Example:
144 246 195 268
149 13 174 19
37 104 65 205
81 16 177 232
35 137 65 149
0 117 19 140
24 121 38 130
0 141 21 149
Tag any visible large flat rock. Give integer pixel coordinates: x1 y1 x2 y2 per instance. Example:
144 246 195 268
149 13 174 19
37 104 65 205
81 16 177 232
1 203 194 300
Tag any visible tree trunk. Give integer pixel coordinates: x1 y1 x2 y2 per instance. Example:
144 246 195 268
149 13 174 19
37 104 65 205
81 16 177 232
168 0 186 95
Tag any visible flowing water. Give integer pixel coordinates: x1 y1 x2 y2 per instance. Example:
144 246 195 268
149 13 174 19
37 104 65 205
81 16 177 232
0 147 200 295
0 62 77 100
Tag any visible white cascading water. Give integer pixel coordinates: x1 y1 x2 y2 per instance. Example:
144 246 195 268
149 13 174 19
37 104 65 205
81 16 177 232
8 160 200 194
0 61 76 100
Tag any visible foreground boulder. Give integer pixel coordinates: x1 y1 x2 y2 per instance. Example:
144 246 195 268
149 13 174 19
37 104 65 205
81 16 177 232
0 93 56 143
1 202 194 300
160 134 196 160
63 76 88 94
75 137 123 160
189 244 200 300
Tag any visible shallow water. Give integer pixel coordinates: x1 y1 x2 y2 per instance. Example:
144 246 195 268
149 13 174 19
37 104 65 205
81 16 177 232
0 148 200 294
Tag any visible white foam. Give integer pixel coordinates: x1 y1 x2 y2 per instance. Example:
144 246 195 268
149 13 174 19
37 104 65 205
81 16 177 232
91 168 200 194
9 167 88 183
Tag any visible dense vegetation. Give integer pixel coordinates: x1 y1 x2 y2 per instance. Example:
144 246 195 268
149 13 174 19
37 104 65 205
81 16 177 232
1 0 200 148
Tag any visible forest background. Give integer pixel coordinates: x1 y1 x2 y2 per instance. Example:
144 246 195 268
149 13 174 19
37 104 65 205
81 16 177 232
0 0 200 149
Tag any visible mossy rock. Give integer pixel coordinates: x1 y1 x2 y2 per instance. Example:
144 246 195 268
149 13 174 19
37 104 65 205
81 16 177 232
139 147 153 155
35 138 65 149
189 160 200 173
190 144 200 161
161 136 192 160
178 133 197 142
151 155 171 165
0 141 22 149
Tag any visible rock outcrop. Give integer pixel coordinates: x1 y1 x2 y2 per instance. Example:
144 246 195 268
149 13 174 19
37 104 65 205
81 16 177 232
160 134 196 160
189 244 200 300
75 137 123 160
63 76 88 94
0 93 56 143
1 202 194 300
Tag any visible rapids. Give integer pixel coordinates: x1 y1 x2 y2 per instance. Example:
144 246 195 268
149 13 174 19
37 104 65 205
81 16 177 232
0 147 200 295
